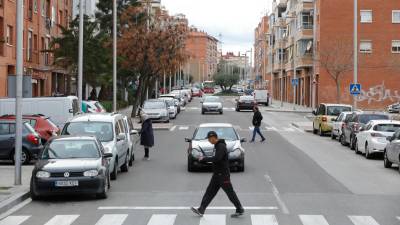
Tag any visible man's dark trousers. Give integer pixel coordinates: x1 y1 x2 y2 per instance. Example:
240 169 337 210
199 173 243 212
251 126 265 141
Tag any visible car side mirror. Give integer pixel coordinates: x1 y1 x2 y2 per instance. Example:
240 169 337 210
130 130 139 135
240 138 247 143
332 118 337 122
117 133 126 141
387 136 393 142
185 138 192 142
103 153 113 158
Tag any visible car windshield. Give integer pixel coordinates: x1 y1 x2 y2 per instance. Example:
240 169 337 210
194 127 238 141
327 106 352 116
204 97 220 103
359 114 389 124
62 122 113 142
373 124 400 132
41 140 100 159
144 101 165 109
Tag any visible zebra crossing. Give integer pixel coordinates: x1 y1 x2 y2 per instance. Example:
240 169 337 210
184 107 237 112
171 125 304 133
0 214 396 225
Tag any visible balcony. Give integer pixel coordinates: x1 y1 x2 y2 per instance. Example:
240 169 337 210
294 53 313 68
296 0 314 13
295 26 313 40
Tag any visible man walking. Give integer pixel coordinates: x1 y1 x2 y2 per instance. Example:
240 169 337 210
251 106 266 143
191 131 244 218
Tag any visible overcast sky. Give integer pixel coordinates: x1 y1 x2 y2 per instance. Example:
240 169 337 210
162 0 273 55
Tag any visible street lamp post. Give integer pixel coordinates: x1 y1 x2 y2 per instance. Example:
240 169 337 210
112 0 117 111
353 0 358 109
78 0 84 108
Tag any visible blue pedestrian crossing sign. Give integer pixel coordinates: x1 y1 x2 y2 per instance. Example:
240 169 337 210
291 78 299 86
350 83 361 95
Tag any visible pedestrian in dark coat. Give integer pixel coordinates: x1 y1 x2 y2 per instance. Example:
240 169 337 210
251 106 266 142
140 114 154 160
191 131 244 218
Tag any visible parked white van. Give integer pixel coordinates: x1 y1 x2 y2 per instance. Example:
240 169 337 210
0 96 80 128
253 90 269 106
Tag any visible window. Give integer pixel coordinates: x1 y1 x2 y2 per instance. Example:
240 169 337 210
393 10 400 23
392 40 400 53
33 34 38 50
34 0 37 13
28 0 33 20
44 37 49 65
360 40 372 53
41 0 45 16
27 31 33 61
360 10 372 23
6 25 13 45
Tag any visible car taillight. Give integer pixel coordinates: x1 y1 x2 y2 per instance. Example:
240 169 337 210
371 133 384 137
27 133 39 145
322 116 327 122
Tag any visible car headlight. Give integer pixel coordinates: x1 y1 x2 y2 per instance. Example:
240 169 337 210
229 148 242 158
191 148 203 158
36 171 50 178
83 170 99 177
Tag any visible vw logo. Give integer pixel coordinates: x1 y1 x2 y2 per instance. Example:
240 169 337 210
64 172 70 178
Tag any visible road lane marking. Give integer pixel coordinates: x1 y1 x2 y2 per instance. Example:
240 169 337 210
0 198 31 221
0 216 30 225
264 174 290 215
179 126 189 130
44 215 79 225
95 214 128 225
299 215 329 225
348 216 380 225
98 206 278 210
169 125 177 131
283 127 295 132
251 215 279 225
199 214 225 225
291 124 305 133
265 127 278 131
147 214 176 225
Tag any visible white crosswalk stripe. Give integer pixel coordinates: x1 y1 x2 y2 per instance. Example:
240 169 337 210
199 214 226 225
43 215 79 225
299 215 329 225
348 216 380 225
0 215 30 225
251 215 279 225
147 214 176 225
94 214 128 225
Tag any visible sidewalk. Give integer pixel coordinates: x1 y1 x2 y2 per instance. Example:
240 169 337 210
118 106 173 130
265 99 313 113
0 165 32 215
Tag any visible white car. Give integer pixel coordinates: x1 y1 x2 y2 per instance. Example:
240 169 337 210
201 96 223 114
171 90 188 105
141 100 170 123
355 120 400 159
181 89 192 102
331 111 353 140
61 113 131 180
122 115 139 166
158 97 178 119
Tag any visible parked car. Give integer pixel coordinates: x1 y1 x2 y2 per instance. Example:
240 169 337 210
235 95 257 111
0 120 43 164
384 129 400 170
170 90 188 105
341 112 389 150
0 114 59 143
158 98 178 119
82 101 107 113
185 123 246 172
30 136 113 200
191 87 203 97
355 120 400 158
61 113 130 180
313 104 352 136
0 96 80 128
387 102 400 113
181 89 192 102
203 87 215 94
253 90 269 106
160 94 182 112
201 96 223 114
140 100 170 123
331 112 353 140
122 115 139 167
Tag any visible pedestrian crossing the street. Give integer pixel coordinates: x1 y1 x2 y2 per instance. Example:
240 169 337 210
1 214 397 225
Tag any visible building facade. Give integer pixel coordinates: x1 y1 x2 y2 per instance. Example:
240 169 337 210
254 16 270 89
220 52 250 81
185 27 218 83
262 0 400 109
0 0 73 97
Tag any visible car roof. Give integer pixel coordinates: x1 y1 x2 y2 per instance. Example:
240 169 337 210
199 123 233 128
145 99 164 102
321 103 352 107
0 114 48 119
51 135 98 141
68 113 122 123
367 120 400 125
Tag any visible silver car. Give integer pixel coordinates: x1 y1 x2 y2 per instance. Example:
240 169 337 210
201 96 223 114
384 130 400 171
185 123 246 172
141 100 170 123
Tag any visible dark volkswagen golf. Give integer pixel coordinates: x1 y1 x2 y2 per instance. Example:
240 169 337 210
30 136 113 200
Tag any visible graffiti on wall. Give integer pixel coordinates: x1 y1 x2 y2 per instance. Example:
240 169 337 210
357 82 400 104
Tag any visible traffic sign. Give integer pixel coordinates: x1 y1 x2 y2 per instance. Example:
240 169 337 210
291 78 299 86
350 83 361 95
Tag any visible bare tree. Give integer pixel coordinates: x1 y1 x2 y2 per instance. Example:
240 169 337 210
317 39 353 103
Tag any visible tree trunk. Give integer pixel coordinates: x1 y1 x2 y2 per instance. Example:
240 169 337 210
335 78 341 103
131 77 143 118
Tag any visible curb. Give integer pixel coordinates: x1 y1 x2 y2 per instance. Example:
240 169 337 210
291 122 314 133
265 109 312 113
0 187 30 215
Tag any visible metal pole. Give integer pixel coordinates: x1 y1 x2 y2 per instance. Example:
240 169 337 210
78 0 84 107
112 0 117 111
14 0 23 185
163 71 166 94
155 78 158 98
312 0 317 109
280 27 284 107
353 0 358 109
169 75 172 93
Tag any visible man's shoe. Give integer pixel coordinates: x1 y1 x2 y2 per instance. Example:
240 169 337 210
261 138 266 143
250 140 255 143
231 209 244 218
190 207 204 217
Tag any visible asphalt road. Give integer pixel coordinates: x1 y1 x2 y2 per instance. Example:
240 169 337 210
1 97 400 225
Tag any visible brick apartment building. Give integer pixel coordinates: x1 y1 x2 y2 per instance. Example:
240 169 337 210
185 27 218 83
0 0 73 98
254 16 270 89
258 0 400 109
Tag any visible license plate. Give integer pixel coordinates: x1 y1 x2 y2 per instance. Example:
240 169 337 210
55 180 79 187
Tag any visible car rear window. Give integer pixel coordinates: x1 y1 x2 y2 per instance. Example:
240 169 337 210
373 124 400 132
359 114 389 124
46 118 58 128
327 106 352 116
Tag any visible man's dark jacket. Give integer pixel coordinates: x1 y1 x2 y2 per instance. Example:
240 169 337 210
252 111 263 127
209 139 230 175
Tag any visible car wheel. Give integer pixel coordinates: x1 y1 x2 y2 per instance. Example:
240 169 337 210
355 141 360 154
319 126 324 137
331 132 336 140
110 159 118 180
201 110 205 115
96 173 109 199
365 143 372 159
220 111 223 115
236 107 240 112
237 160 245 172
340 134 347 146
187 158 195 172
313 123 318 134
121 153 129 172
13 149 31 165
383 150 392 168
30 178 40 201
350 136 355 150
